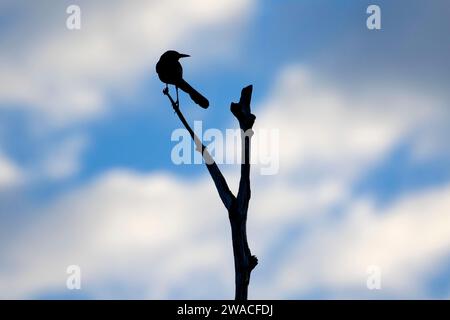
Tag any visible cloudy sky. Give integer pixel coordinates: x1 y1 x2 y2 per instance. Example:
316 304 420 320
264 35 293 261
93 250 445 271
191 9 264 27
0 0 449 299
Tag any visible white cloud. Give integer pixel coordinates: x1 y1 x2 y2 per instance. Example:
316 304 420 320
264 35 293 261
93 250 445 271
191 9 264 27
0 153 23 189
0 170 234 299
2 170 449 299
256 66 438 180
263 185 450 298
0 133 88 189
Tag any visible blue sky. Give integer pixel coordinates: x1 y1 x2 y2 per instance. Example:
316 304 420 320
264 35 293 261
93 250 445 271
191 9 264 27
0 0 449 299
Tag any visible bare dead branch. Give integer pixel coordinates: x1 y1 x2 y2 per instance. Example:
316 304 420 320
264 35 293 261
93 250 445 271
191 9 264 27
163 88 235 210
163 85 257 300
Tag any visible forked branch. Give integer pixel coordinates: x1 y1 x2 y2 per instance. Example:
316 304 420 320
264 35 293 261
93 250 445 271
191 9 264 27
163 85 257 300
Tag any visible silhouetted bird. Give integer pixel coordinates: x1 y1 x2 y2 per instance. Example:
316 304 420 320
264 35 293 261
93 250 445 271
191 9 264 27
156 50 209 109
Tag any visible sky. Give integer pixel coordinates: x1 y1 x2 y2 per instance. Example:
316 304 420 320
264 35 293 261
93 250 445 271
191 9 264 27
0 0 449 299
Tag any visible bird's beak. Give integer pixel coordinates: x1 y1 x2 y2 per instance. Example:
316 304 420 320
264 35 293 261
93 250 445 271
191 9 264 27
178 53 190 58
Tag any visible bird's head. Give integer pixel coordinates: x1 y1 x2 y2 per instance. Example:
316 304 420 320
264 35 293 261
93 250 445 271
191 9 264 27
161 50 190 60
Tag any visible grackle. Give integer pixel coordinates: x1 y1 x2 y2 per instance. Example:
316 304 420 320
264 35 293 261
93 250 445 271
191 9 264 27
156 50 209 108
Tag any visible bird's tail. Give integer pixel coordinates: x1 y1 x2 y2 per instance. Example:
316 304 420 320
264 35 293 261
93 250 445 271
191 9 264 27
177 79 209 109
